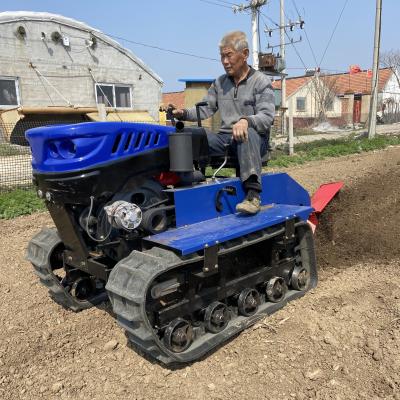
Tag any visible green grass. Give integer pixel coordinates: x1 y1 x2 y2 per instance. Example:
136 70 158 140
0 189 46 219
268 134 400 168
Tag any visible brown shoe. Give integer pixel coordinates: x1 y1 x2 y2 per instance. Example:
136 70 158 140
236 195 261 215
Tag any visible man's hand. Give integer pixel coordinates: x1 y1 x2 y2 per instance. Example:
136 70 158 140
232 118 248 142
160 103 185 119
168 104 185 119
172 108 185 119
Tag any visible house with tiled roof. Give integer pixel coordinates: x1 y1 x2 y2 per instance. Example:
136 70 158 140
272 67 399 126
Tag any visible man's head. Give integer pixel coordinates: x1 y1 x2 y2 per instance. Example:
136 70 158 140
219 31 249 78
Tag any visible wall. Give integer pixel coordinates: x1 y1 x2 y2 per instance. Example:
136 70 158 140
184 82 221 131
287 78 342 120
0 18 162 120
382 71 400 103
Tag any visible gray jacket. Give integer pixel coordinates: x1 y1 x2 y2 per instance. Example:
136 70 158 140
183 67 275 134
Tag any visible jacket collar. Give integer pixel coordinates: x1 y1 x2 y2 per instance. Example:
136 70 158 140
227 65 256 84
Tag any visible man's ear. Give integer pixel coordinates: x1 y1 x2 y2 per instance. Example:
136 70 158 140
242 48 249 59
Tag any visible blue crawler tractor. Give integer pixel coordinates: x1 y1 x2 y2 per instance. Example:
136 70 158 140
26 119 329 365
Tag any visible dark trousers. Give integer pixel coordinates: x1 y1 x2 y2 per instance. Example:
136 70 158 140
207 128 269 192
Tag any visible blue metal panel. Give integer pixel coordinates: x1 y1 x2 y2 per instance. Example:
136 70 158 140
145 203 313 255
167 173 311 227
26 122 174 173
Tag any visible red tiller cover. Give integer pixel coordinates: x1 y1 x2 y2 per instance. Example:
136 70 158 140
311 182 344 214
308 182 344 232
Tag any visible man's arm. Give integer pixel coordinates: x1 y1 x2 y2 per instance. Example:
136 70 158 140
173 81 218 121
244 76 275 133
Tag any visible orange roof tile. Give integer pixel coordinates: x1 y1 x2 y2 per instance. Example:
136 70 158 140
162 91 185 109
272 68 393 97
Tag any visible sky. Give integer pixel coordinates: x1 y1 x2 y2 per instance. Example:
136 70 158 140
1 0 399 92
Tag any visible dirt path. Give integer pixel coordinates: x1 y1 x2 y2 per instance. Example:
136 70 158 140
0 146 399 400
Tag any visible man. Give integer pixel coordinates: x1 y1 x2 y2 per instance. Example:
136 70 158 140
172 31 275 214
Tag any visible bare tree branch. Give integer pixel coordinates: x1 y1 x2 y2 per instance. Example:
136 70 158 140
380 50 400 88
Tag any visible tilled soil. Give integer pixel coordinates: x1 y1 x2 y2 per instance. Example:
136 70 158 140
0 146 399 400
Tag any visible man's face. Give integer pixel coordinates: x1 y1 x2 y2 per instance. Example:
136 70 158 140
220 46 248 77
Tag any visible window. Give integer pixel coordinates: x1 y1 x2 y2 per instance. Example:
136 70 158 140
95 83 132 108
0 77 20 107
296 97 306 112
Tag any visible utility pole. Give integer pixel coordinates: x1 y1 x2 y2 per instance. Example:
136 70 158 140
251 5 259 70
234 0 267 70
280 0 287 137
367 0 382 139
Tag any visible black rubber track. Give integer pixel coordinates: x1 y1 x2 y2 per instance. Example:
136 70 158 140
26 228 107 312
106 222 317 365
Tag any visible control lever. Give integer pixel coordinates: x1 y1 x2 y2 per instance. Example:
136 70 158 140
195 101 208 127
166 106 176 126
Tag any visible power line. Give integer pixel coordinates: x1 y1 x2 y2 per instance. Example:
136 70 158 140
289 0 318 67
260 11 280 28
290 0 301 17
303 28 318 67
280 1 318 68
213 0 239 5
106 33 219 62
198 0 233 9
319 0 350 67
260 10 307 69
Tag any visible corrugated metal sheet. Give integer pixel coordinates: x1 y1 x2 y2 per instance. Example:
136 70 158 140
86 111 155 123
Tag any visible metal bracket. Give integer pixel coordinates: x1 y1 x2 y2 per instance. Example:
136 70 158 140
203 245 218 275
283 218 296 243
215 185 237 212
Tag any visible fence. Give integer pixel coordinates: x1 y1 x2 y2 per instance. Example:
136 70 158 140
0 119 85 192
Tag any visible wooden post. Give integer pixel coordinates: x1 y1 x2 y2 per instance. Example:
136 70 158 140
97 104 107 121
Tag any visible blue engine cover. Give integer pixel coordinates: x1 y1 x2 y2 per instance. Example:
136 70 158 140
25 122 175 173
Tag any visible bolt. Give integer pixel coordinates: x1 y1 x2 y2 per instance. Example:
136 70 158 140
204 267 209 272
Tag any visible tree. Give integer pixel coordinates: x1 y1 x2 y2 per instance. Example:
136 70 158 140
311 73 339 123
380 50 400 123
380 50 400 87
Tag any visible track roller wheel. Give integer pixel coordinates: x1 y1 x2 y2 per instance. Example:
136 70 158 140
70 277 95 301
204 302 230 333
290 266 309 291
266 277 288 303
163 318 194 353
238 288 260 316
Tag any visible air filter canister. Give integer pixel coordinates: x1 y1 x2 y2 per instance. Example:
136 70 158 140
168 131 193 172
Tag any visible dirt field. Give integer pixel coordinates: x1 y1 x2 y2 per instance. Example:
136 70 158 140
0 146 399 400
